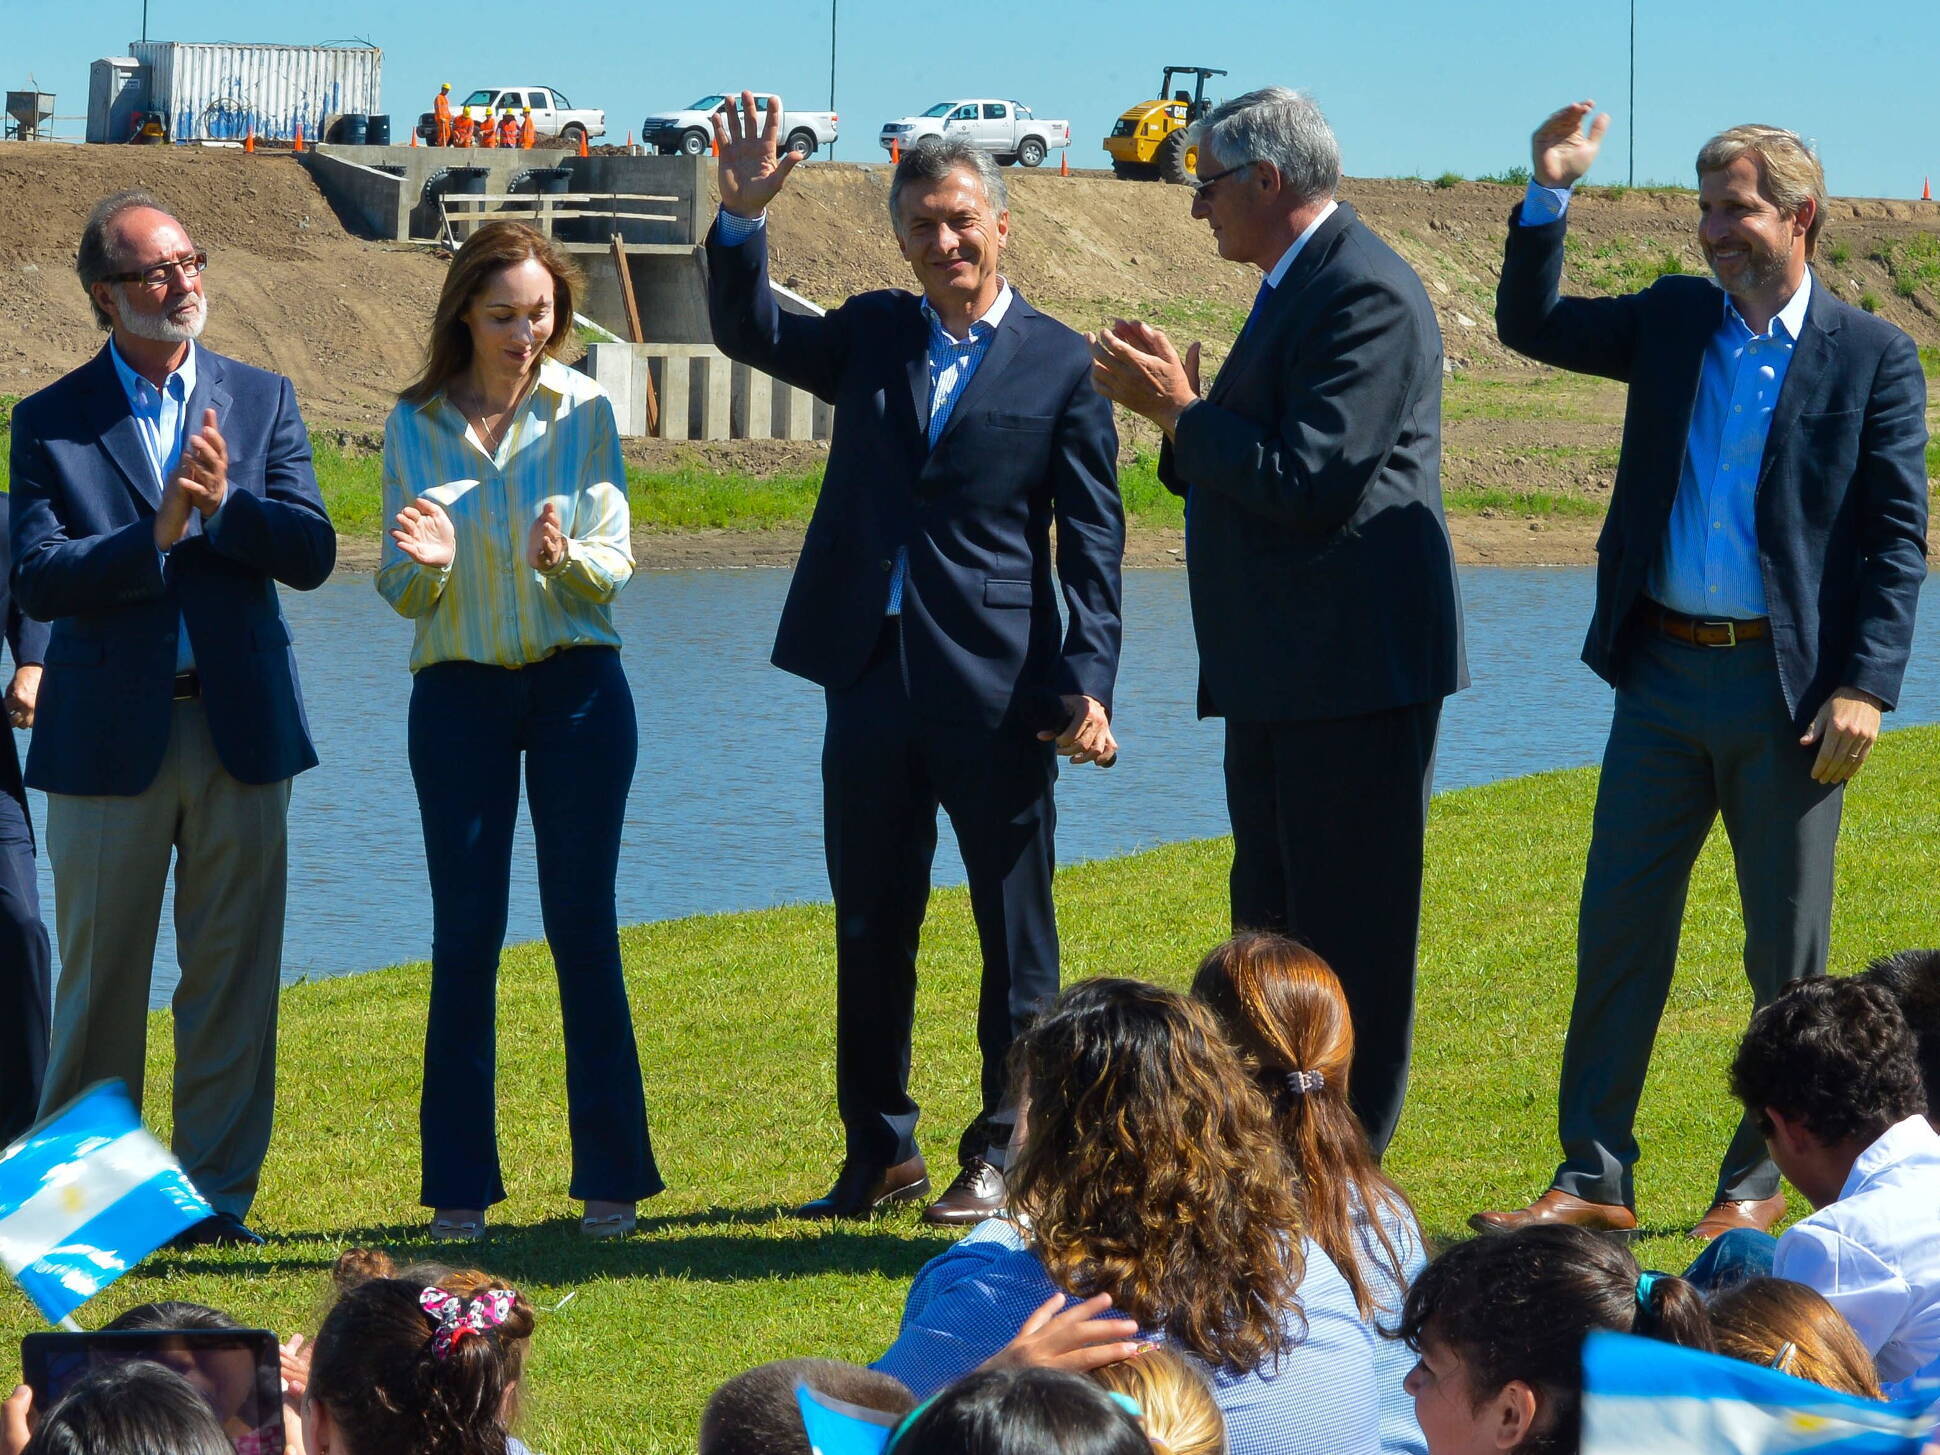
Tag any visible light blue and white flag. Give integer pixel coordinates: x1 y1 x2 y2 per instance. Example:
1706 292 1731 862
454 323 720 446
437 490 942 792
1582 1330 1940 1455
0 1081 212 1324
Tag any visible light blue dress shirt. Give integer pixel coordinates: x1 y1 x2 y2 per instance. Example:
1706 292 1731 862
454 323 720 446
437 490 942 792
714 206 1010 616
1517 183 1812 618
107 338 199 670
872 1218 1383 1455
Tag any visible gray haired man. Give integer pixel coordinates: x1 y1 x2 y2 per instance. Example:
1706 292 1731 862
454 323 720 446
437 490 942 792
1093 87 1467 1155
705 95 1124 1222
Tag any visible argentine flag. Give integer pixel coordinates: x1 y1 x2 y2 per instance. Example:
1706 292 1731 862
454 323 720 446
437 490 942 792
0 1082 212 1324
1582 1330 1940 1454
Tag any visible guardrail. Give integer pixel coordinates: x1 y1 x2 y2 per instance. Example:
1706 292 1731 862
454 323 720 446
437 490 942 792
438 190 677 245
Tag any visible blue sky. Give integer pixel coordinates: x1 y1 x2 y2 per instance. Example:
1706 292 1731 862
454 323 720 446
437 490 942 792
14 0 1940 199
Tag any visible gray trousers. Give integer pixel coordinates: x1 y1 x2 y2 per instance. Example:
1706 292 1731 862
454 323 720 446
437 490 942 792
39 700 290 1219
1554 630 1843 1208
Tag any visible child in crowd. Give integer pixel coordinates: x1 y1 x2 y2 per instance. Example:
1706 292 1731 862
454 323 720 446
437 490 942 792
1093 1350 1226 1455
699 1358 915 1455
872 978 1382 1455
1397 1225 1711 1455
301 1251 536 1455
1723 974 1940 1396
10 1362 232 1455
1856 948 1940 1128
893 1368 1151 1455
1192 933 1428 1455
1706 1277 1881 1399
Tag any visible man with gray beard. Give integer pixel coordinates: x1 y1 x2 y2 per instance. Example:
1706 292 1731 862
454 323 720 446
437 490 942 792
8 191 334 1244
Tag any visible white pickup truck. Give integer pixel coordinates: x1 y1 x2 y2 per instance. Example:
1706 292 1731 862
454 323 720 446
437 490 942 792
417 86 606 147
877 100 1070 167
640 94 839 158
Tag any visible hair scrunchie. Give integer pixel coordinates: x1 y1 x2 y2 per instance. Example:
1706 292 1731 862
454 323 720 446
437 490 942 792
1283 1069 1326 1098
1635 1271 1661 1311
419 1286 517 1359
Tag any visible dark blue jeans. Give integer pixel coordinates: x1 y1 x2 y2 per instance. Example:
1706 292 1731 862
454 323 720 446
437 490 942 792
409 646 660 1208
0 786 49 1146
1681 1227 1779 1294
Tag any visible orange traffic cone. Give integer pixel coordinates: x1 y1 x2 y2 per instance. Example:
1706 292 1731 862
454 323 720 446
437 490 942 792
292 121 304 153
409 128 417 147
891 137 900 163
1925 176 1933 202
243 126 255 153
1059 149 1068 177
578 129 590 158
625 130 634 152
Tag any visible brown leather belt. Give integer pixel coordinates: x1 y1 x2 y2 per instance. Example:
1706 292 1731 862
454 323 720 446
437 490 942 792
172 670 201 701
1640 600 1770 648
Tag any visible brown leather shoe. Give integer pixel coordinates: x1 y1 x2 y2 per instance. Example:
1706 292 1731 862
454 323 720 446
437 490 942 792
1468 1188 1638 1238
1689 1192 1787 1242
793 1155 931 1220
921 1158 1008 1227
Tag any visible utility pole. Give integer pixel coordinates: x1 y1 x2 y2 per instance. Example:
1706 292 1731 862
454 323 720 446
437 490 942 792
1628 0 1636 186
142 0 149 43
828 0 837 160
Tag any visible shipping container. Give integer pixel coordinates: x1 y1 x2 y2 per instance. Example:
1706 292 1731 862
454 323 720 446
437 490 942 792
128 41 380 143
87 57 144 144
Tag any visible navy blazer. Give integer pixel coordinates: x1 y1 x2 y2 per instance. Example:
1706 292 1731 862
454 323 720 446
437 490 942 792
8 345 335 795
706 222 1123 730
1498 210 1929 728
0 494 48 815
1158 203 1468 722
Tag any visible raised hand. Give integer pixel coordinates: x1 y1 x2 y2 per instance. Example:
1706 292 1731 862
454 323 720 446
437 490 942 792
178 408 228 517
713 90 804 219
391 496 456 569
1531 101 1610 189
527 500 566 571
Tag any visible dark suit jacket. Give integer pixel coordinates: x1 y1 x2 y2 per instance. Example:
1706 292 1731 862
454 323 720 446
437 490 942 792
1158 203 1467 722
0 494 48 816
1497 209 1929 728
8 344 336 796
706 222 1123 730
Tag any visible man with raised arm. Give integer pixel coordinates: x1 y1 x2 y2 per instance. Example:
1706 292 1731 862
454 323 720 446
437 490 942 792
1472 104 1927 1243
704 95 1124 1225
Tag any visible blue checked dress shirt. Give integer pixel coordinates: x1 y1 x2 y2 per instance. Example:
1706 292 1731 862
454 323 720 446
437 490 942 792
714 206 1009 615
872 1218 1383 1455
1519 183 1811 618
107 337 199 670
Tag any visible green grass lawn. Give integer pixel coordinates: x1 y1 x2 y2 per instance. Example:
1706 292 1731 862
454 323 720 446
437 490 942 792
5 727 1939 1452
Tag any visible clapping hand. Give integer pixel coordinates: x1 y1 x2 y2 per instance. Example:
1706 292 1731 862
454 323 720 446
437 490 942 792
1088 319 1200 438
713 91 805 220
527 501 566 572
391 496 456 569
1531 101 1610 189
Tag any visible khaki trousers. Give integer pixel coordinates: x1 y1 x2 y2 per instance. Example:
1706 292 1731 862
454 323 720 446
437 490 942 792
39 700 291 1219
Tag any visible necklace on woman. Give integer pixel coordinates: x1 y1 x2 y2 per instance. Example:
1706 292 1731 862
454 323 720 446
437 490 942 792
453 377 522 456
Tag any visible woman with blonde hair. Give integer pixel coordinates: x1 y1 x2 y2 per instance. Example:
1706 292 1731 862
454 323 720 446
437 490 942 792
1192 932 1427 1454
1707 1277 1882 1399
872 977 1381 1455
1092 1350 1225 1455
379 220 656 1241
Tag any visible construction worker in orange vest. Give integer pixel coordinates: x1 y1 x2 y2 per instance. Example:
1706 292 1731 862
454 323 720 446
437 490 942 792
451 106 474 147
497 109 520 149
479 107 499 147
433 82 453 146
519 106 536 149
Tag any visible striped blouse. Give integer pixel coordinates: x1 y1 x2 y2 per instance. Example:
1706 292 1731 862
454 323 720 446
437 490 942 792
376 359 633 671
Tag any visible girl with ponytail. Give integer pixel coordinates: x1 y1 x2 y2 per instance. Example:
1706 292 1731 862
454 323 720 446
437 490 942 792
1191 933 1427 1454
302 1251 537 1455
1396 1225 1712 1455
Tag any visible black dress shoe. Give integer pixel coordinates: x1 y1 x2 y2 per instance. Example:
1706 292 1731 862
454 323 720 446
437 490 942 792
794 1155 931 1220
169 1213 266 1249
921 1158 1007 1227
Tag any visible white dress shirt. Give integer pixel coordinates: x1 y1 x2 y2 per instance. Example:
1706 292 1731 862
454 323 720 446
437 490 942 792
1771 1115 1940 1394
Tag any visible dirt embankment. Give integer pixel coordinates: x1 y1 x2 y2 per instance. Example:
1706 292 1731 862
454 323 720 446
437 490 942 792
6 149 1937 570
